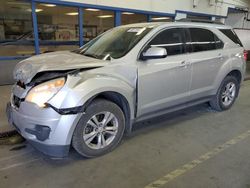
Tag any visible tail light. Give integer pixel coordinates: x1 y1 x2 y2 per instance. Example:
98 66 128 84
243 50 248 61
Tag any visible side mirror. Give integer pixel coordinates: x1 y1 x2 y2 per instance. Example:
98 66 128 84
142 47 167 60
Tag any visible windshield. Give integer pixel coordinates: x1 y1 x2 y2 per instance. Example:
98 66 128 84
74 26 153 60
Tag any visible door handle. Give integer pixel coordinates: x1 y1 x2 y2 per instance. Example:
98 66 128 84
179 61 188 67
218 53 223 59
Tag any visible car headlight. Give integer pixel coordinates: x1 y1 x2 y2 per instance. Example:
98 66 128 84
26 77 65 108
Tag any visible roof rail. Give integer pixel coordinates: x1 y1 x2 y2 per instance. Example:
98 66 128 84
176 18 224 25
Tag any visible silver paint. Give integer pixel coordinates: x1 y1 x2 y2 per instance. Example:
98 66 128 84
7 22 246 154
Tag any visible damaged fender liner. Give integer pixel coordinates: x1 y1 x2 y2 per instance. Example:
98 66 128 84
46 103 86 115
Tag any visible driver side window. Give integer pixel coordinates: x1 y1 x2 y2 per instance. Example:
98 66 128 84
148 28 186 56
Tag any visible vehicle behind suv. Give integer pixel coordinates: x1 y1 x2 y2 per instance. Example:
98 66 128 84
6 22 246 158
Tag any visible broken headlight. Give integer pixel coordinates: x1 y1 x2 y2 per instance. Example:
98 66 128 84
25 77 65 108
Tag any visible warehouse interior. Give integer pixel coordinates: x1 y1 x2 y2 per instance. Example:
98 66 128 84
1 0 250 187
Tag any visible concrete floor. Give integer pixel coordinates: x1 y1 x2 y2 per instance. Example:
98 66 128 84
0 80 250 188
0 85 12 132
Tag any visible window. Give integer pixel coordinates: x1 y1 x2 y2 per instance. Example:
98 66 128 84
189 28 223 52
36 3 79 53
214 34 224 49
148 28 186 56
0 0 34 56
83 9 114 42
74 26 153 60
121 12 147 25
220 29 243 47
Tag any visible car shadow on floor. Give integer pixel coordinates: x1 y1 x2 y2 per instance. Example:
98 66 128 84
129 102 214 137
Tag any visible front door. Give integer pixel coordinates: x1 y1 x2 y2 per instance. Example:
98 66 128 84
137 28 192 117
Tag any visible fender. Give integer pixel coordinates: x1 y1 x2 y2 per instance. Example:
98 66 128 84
47 73 137 143
48 74 136 120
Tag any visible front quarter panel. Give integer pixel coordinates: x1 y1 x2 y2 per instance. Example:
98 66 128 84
48 73 136 119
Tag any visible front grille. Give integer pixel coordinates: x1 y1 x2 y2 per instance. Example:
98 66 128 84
13 95 23 108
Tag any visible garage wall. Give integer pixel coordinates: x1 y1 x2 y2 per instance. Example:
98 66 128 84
225 12 250 28
0 59 20 85
62 0 250 17
234 29 250 50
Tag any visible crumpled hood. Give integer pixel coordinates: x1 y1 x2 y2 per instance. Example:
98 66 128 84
14 51 107 84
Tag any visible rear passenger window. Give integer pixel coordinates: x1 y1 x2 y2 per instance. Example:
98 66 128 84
219 29 243 47
189 28 223 52
148 28 185 56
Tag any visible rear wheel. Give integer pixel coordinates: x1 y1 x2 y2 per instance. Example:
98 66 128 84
210 76 240 111
72 99 125 158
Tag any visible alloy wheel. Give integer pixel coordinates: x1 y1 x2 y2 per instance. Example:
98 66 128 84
83 111 119 150
221 82 236 106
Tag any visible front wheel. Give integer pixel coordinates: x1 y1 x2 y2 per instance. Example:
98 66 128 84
210 76 240 111
72 99 125 158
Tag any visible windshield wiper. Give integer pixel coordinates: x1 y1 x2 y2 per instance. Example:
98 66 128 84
84 53 99 59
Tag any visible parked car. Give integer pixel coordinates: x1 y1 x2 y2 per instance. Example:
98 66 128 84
6 22 246 158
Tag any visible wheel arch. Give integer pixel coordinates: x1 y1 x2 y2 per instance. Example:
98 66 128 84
225 69 242 97
226 69 242 84
83 91 134 134
213 66 243 95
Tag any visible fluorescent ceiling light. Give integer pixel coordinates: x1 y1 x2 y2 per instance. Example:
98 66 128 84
27 8 43 12
35 9 43 12
65 12 79 16
85 8 100 11
40 4 56 7
151 17 170 20
122 12 134 15
98 15 113 18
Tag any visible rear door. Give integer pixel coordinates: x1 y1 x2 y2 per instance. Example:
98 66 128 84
186 27 225 100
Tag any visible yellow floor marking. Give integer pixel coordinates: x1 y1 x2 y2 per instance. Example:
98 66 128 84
145 130 250 188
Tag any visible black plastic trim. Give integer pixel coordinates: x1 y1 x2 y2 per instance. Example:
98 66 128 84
135 96 213 122
28 140 70 158
25 125 51 141
47 103 86 115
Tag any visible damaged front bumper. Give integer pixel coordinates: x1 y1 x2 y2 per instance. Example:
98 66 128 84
6 100 81 157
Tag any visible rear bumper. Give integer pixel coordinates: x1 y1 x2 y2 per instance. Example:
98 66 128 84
6 102 80 157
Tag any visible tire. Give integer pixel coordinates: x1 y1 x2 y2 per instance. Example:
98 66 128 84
209 76 240 111
72 99 125 158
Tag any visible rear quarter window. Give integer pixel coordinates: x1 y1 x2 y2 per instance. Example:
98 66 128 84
219 29 243 47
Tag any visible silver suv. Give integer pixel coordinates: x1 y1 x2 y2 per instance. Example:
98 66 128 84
6 22 246 158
